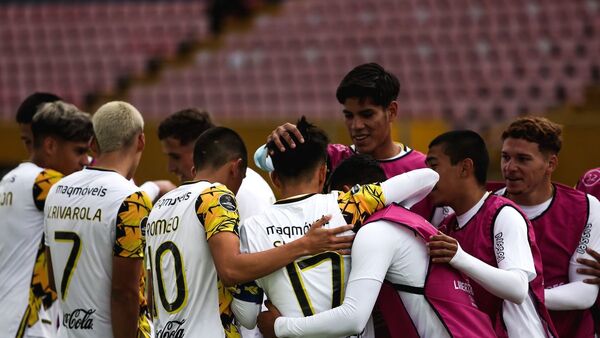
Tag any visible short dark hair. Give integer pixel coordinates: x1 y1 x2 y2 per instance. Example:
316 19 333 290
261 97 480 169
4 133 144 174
327 154 386 192
158 108 216 145
336 63 400 108
193 127 247 171
31 101 93 148
267 116 329 182
501 117 562 155
16 92 62 124
429 130 489 186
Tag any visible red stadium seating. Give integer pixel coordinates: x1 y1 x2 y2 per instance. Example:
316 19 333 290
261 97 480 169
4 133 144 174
0 1 208 118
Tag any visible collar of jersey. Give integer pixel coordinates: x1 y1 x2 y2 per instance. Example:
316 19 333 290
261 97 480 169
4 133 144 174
274 193 317 205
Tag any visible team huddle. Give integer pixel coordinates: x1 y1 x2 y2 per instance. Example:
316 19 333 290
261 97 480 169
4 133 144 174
1 63 599 338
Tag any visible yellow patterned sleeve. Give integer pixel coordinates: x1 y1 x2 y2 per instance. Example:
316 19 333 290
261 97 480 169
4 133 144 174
114 191 153 258
195 184 240 240
337 183 386 228
33 169 64 211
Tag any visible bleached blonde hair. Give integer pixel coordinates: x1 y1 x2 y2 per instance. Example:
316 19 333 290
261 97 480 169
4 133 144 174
92 101 144 153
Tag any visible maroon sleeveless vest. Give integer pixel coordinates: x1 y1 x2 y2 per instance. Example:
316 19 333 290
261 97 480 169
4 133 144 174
440 194 557 338
327 143 433 220
530 183 596 338
364 205 496 338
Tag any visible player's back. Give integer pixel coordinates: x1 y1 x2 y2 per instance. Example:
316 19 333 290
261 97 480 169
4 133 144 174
0 162 62 336
146 181 232 338
44 167 145 337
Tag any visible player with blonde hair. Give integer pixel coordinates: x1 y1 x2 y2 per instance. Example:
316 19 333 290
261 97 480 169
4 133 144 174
45 101 152 338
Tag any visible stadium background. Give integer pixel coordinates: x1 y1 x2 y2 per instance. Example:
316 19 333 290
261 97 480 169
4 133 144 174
0 0 599 189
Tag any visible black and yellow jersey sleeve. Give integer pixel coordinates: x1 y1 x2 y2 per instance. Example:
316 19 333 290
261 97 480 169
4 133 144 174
219 281 241 338
195 184 240 240
32 169 63 211
17 237 58 336
337 183 386 228
114 191 153 258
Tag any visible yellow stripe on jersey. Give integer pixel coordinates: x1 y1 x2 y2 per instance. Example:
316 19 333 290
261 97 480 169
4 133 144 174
114 191 152 258
33 169 63 211
195 185 240 240
219 281 241 338
137 314 152 338
337 183 386 228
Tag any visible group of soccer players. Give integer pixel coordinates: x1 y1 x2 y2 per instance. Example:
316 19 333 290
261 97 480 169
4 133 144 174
1 62 599 338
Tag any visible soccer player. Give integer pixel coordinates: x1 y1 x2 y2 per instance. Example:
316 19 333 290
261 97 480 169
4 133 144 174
257 63 432 219
44 101 152 338
1 101 92 338
15 92 62 157
231 118 440 338
158 108 275 221
251 154 496 338
158 108 275 338
146 125 356 338
425 130 557 337
496 117 600 337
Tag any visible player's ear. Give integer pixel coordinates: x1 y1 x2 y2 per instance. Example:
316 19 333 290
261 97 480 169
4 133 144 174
547 153 558 173
317 163 327 187
90 136 100 156
342 184 351 193
270 171 282 190
43 136 57 156
136 132 145 152
190 165 196 178
460 158 474 178
386 101 398 121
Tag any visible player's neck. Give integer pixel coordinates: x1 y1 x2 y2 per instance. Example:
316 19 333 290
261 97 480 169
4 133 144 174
30 151 49 169
93 151 138 180
370 141 401 160
453 186 486 216
278 181 322 200
507 182 554 207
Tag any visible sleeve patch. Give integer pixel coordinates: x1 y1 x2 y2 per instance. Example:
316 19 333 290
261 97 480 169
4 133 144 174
33 169 64 211
114 191 152 258
196 185 240 240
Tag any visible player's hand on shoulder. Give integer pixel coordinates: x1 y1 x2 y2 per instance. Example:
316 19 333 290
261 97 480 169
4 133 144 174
427 231 459 263
577 247 600 284
301 215 354 256
268 123 303 153
257 300 281 338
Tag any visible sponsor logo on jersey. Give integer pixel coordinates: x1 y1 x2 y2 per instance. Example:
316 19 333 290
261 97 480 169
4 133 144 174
582 169 600 186
0 191 12 206
577 222 592 254
63 308 95 330
267 222 311 239
219 194 237 212
453 280 475 296
494 232 505 263
55 184 107 198
155 192 192 209
156 319 186 338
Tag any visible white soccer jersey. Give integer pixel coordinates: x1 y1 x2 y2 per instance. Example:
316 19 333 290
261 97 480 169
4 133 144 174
0 162 63 338
236 168 275 221
44 167 152 338
146 180 242 338
240 185 389 338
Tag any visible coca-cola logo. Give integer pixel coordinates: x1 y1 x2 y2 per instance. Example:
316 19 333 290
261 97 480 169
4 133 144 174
63 308 95 330
156 319 186 338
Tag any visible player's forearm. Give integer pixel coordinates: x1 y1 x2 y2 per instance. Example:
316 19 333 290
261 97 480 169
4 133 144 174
545 281 598 310
218 239 310 286
275 279 379 337
450 246 529 304
111 289 139 338
381 168 439 208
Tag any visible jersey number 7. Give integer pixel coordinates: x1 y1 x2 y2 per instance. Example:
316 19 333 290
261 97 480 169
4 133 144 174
286 252 344 316
54 231 82 300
